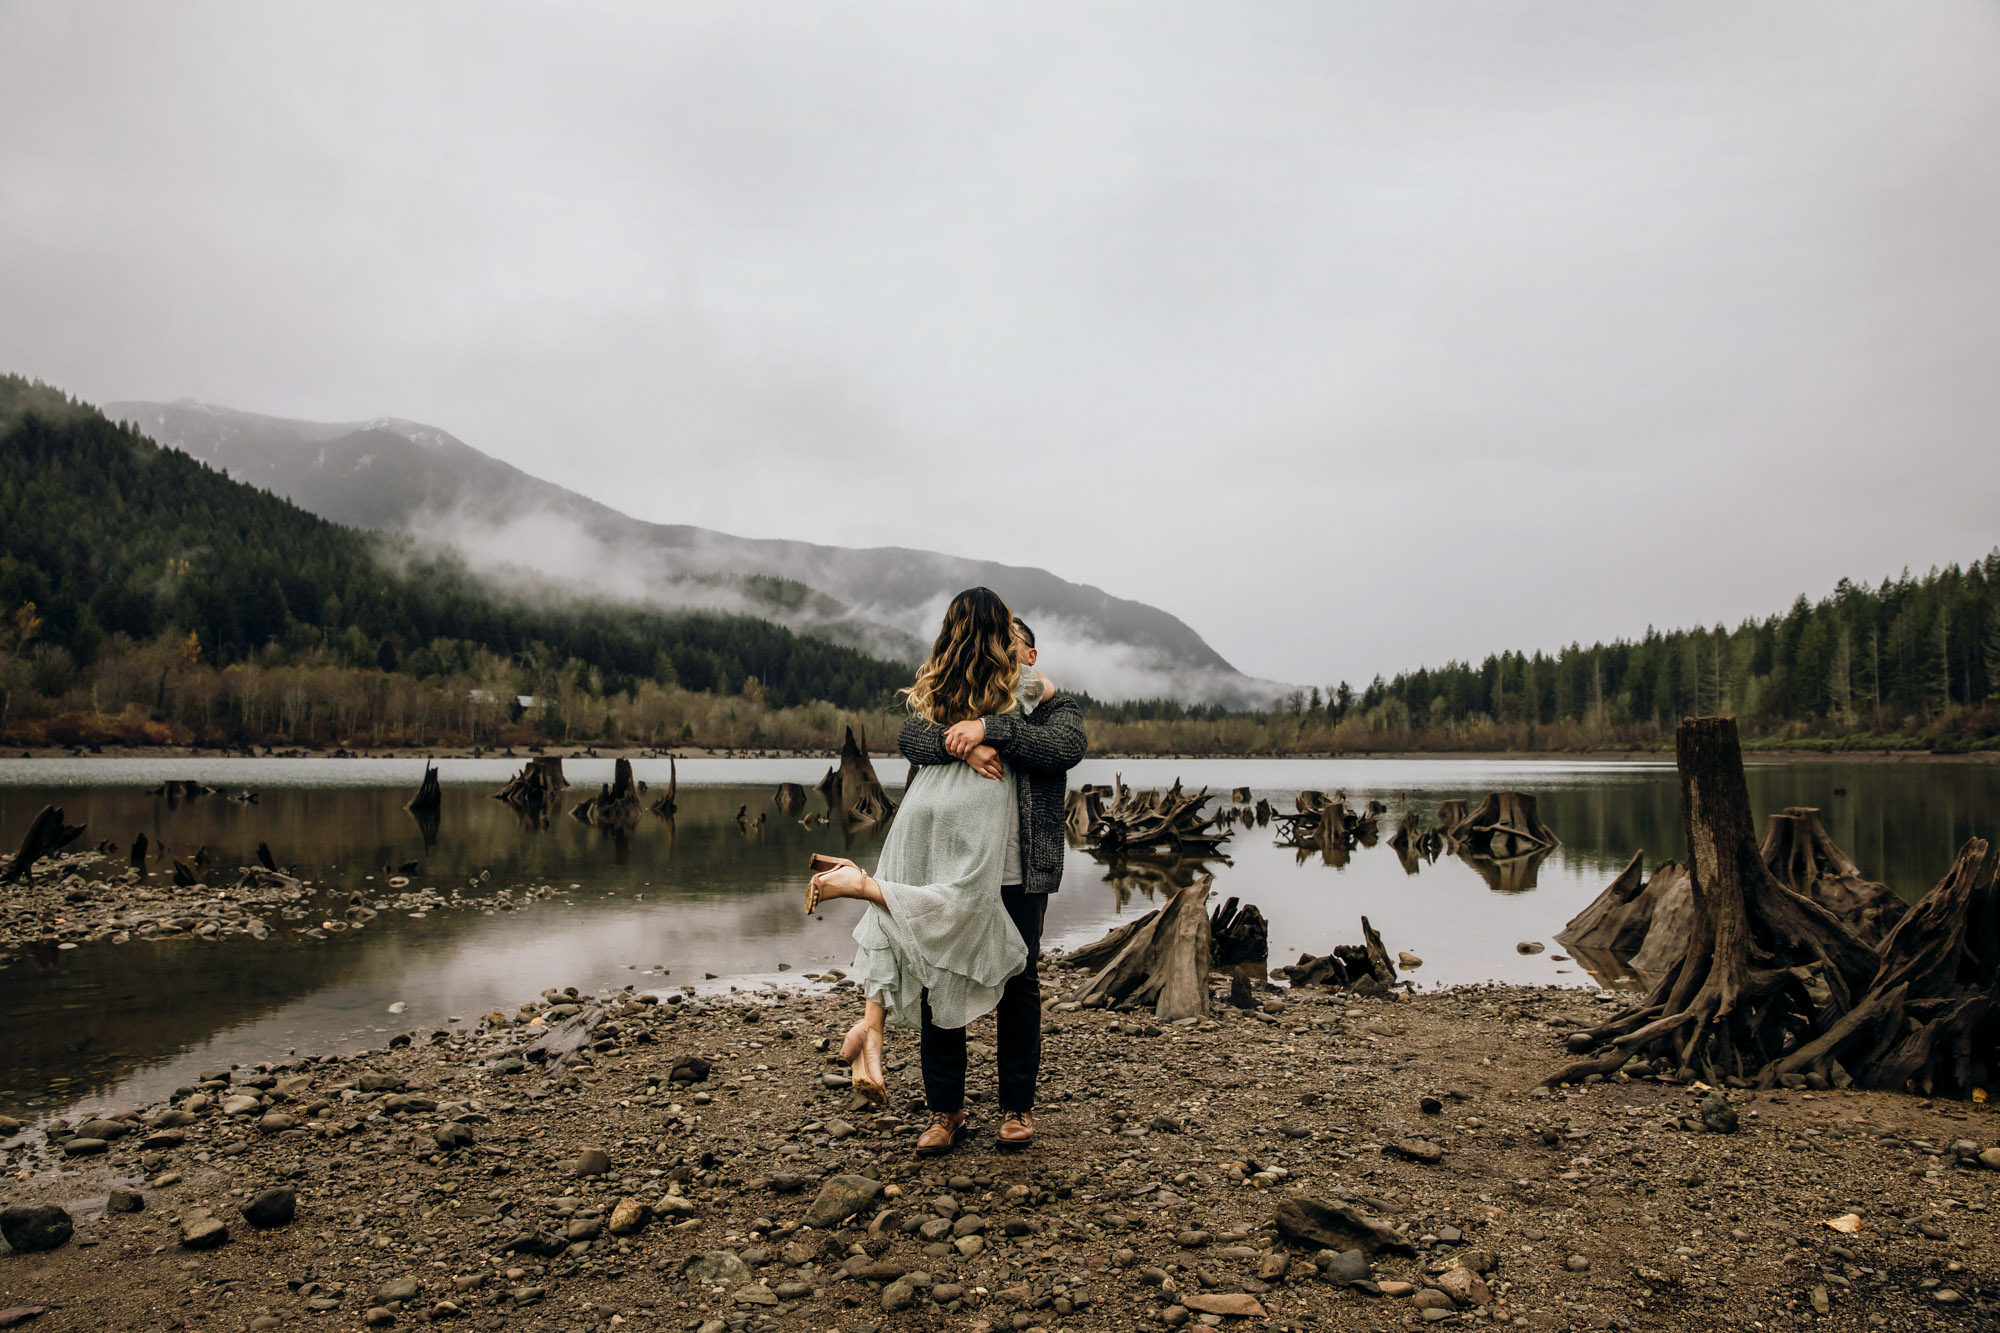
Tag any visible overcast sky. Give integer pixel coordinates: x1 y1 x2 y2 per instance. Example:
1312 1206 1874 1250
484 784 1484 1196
4 2 1998 688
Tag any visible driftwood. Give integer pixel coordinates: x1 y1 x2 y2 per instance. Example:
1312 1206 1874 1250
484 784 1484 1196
774 782 806 813
172 858 199 888
1066 876 1214 1021
406 762 442 814
1760 807 1907 946
2 805 86 887
1210 896 1269 966
1545 717 1882 1089
1078 776 1232 858
817 727 895 827
572 758 641 828
494 757 567 814
649 757 679 817
1450 792 1559 857
1275 917 1397 992
1274 1197 1417 1258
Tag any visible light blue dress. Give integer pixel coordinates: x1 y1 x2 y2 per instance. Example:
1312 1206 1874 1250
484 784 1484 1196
850 672 1042 1029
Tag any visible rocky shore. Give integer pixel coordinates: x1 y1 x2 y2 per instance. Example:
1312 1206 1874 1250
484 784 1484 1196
0 848 551 958
2 980 1998 1333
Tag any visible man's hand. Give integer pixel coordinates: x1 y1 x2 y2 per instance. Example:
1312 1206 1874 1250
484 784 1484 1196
964 743 1002 779
944 719 986 758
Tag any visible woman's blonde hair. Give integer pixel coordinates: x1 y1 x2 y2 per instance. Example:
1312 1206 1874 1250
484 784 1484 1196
902 587 1021 725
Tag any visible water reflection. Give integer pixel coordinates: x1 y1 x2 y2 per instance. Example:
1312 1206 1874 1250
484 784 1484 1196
0 755 1994 1123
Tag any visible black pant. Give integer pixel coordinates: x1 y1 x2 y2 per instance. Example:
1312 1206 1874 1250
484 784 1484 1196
920 885 1045 1114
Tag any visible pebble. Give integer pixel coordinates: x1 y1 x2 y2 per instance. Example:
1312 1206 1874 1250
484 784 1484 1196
1566 1253 1591 1272
608 1197 648 1235
804 1174 883 1229
571 1147 611 1176
106 1188 144 1214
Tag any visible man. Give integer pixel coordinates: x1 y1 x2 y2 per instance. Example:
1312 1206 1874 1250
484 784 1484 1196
896 617 1086 1152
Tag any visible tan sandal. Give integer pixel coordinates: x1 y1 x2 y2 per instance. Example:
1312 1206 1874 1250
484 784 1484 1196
804 873 824 915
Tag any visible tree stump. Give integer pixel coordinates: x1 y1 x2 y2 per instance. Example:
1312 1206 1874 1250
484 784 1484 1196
1759 807 1906 945
1450 792 1559 857
406 763 442 814
1230 787 1251 804
2 805 86 887
1767 837 1997 1096
129 831 149 870
573 758 641 828
1079 777 1231 858
1274 916 1398 992
1545 717 1879 1088
649 757 679 817
774 782 806 813
1433 799 1470 839
1210 896 1269 966
493 757 567 812
1066 876 1214 1021
819 727 895 827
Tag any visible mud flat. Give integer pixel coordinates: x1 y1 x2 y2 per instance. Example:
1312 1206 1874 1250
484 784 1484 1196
2 979 1997 1332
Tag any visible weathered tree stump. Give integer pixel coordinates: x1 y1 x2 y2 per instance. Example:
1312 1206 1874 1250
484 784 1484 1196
129 831 149 869
1230 786 1251 803
493 757 567 812
818 727 895 827
572 759 641 828
1545 717 1880 1088
649 757 679 817
1556 853 1694 983
2 805 86 887
1760 807 1906 945
1433 799 1470 840
147 779 212 802
1210 896 1269 966
1767 837 1997 1096
1079 777 1232 858
406 763 442 814
1388 811 1442 862
774 782 806 813
1275 916 1397 992
1450 792 1559 857
1066 876 1214 1021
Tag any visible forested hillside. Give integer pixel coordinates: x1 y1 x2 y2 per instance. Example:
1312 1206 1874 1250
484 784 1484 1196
0 377 907 747
1083 558 2000 755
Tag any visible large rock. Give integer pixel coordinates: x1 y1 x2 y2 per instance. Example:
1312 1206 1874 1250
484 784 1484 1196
571 1147 611 1177
608 1198 648 1235
0 1205 73 1253
1273 1197 1416 1257
242 1187 296 1228
804 1175 884 1230
1316 1248 1372 1284
683 1251 751 1285
180 1215 230 1250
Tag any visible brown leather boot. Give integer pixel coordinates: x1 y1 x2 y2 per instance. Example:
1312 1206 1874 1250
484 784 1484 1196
995 1111 1034 1149
914 1111 966 1157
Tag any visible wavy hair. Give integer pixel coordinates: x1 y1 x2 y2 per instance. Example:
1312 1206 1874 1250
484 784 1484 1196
902 587 1021 725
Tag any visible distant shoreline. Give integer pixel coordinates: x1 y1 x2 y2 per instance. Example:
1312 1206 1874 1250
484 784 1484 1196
1 744 1994 765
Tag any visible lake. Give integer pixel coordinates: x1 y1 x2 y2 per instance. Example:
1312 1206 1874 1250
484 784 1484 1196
2 753 1996 1125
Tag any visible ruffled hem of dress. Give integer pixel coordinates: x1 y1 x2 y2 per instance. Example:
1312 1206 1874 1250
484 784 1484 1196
849 941 1022 1031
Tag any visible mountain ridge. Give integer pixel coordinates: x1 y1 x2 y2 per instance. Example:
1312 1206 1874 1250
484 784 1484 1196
110 398 1278 704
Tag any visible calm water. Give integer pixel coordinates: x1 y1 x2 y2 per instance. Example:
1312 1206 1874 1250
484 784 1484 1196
2 754 1996 1124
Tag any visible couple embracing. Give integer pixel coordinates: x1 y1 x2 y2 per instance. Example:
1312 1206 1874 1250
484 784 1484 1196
803 588 1086 1155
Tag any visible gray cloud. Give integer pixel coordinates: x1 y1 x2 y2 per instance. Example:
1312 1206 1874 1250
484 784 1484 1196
4 1 1998 688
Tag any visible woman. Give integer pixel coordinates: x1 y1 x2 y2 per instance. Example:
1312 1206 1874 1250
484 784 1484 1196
805 587 1047 1105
